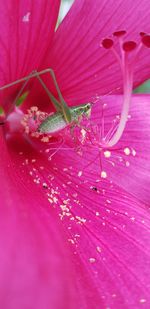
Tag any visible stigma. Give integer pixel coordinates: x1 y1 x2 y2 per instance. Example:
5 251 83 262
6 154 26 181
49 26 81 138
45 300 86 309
100 31 150 148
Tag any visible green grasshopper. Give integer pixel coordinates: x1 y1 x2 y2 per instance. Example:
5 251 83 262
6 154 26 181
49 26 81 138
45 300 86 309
0 69 92 133
38 103 91 134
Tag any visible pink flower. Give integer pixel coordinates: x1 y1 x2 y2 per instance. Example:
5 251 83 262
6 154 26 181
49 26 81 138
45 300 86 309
0 0 150 308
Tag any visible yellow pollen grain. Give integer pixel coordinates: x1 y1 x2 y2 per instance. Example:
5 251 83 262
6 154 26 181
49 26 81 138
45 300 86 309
101 171 107 178
76 216 86 224
139 299 146 304
78 171 83 177
31 106 38 112
63 199 70 205
124 147 130 155
89 257 96 263
41 136 49 143
132 149 136 156
68 238 75 244
104 150 111 158
81 129 87 143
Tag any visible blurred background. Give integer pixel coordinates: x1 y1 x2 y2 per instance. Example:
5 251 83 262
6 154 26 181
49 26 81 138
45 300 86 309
59 0 150 93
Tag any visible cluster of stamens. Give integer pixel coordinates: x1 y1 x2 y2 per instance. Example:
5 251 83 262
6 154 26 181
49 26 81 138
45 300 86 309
21 106 49 140
100 30 150 148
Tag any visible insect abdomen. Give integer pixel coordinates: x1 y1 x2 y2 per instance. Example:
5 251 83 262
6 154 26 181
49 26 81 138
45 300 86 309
38 112 67 133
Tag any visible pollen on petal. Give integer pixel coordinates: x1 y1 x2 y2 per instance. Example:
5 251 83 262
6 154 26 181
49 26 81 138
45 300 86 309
104 150 111 158
101 171 107 178
124 147 130 155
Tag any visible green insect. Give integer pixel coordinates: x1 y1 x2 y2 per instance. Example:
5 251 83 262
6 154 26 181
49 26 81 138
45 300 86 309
0 68 92 133
38 103 92 134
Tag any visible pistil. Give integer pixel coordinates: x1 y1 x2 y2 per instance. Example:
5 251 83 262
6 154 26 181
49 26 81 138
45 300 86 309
101 32 150 148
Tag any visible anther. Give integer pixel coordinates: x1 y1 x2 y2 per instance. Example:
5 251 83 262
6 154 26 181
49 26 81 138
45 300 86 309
21 106 48 137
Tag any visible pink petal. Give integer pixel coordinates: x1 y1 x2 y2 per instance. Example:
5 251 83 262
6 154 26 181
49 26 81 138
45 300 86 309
17 133 150 308
90 94 150 204
0 131 77 309
43 0 150 105
0 0 60 86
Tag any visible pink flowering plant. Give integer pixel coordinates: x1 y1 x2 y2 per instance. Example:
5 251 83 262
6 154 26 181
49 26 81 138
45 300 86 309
0 0 150 308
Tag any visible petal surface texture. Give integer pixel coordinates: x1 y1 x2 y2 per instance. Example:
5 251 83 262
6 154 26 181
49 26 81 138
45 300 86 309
0 1 150 308
19 145 150 308
0 131 77 309
44 0 150 105
89 94 150 205
0 0 60 85
1 93 149 308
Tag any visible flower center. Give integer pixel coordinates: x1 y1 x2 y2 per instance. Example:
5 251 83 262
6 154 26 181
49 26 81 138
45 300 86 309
101 31 150 148
21 106 48 138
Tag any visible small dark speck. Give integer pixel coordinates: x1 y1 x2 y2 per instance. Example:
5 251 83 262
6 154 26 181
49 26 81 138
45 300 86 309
43 184 48 189
91 186 97 191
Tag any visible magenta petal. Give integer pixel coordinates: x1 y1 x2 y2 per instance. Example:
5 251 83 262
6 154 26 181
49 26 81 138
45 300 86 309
90 94 150 204
44 0 150 104
24 140 150 308
0 131 76 309
0 0 60 85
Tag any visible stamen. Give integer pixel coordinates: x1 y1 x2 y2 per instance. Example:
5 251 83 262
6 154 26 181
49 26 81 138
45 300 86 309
101 31 149 148
21 106 48 138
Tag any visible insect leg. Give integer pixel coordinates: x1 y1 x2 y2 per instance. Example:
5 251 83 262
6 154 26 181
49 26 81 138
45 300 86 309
69 115 89 145
42 68 71 123
31 70 61 112
3 68 72 123
0 76 31 124
0 70 53 90
0 71 61 113
48 137 65 161
0 68 71 123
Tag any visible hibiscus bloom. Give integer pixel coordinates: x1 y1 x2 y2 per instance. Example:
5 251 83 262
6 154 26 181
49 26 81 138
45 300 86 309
0 0 150 308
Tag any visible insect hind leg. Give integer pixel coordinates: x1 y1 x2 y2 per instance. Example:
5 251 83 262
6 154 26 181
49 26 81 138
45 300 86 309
0 74 33 122
42 68 71 123
0 69 61 117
